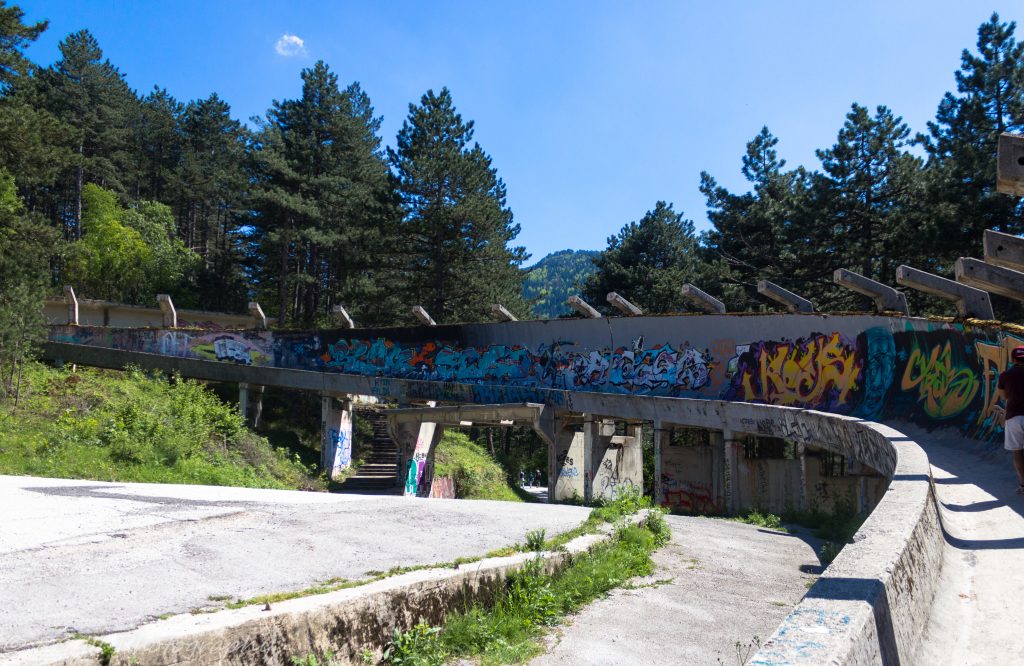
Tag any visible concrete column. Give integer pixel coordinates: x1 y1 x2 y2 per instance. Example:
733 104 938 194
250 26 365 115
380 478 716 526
568 296 601 319
709 430 725 512
722 428 739 515
239 383 250 424
796 442 808 513
757 280 814 313
582 414 597 503
411 306 436 326
653 421 665 507
248 302 267 330
333 304 355 329
157 294 177 328
321 395 353 481
551 417 585 502
896 265 994 319
239 383 265 429
607 292 643 316
833 268 909 314
63 285 79 325
680 283 726 314
490 304 518 322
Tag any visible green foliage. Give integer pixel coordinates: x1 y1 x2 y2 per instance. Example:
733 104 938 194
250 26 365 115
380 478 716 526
522 249 599 318
290 653 342 666
382 623 444 666
389 87 529 324
432 430 523 502
583 201 726 314
525 528 546 552
730 509 784 531
0 362 319 489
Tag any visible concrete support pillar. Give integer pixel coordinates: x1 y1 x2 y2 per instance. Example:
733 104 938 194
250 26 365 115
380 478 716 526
157 294 177 328
833 268 909 315
387 404 444 497
896 264 994 319
551 416 585 502
955 257 1024 302
240 383 264 429
582 415 597 503
63 285 79 325
411 306 436 327
239 383 250 425
983 228 1024 270
796 442 808 513
490 304 518 322
680 283 726 314
709 430 725 512
568 295 601 319
248 302 267 330
606 292 643 316
333 304 355 329
653 421 665 506
720 429 740 515
321 394 353 480
757 280 814 313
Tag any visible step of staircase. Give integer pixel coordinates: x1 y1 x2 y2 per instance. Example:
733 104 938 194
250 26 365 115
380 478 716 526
333 406 401 495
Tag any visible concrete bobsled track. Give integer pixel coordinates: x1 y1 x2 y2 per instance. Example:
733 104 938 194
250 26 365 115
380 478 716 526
36 312 1024 663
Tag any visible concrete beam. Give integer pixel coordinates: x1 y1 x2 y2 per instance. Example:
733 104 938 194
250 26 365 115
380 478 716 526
956 257 1024 302
411 305 436 327
757 280 814 313
606 292 643 316
896 265 994 319
332 304 355 329
156 294 177 328
983 228 1024 271
385 402 556 444
833 268 909 315
63 285 79 325
997 132 1024 196
248 302 267 330
567 295 601 318
490 304 518 322
680 283 725 314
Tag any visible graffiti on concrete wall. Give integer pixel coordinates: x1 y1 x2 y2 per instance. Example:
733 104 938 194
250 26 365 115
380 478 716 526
593 444 638 500
48 318 1024 445
660 475 718 513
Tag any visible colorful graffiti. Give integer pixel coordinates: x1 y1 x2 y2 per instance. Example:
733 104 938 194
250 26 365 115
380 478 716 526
661 476 718 513
900 340 979 419
974 334 1024 438
723 333 860 410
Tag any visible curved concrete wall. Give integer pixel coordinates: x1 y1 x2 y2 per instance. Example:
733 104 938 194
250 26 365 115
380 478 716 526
46 312 984 664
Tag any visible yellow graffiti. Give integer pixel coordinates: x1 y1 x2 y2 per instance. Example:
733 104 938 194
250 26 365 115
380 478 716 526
900 342 978 419
742 333 859 407
974 336 1024 436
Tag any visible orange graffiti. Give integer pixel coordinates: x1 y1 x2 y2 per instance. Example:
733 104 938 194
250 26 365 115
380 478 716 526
741 333 859 407
900 342 978 419
974 336 1024 435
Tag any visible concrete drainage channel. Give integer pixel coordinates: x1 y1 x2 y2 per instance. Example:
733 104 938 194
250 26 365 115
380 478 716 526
0 521 633 665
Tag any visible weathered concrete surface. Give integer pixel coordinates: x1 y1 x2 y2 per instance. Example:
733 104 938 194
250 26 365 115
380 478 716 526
900 423 1024 666
757 280 814 313
0 475 589 653
833 268 909 314
896 264 995 319
955 256 1024 302
531 515 820 666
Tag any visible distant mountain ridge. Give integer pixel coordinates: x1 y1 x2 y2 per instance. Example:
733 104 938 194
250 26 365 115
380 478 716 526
522 249 600 319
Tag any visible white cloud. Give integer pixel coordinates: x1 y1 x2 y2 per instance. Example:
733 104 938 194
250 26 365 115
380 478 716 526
275 33 307 57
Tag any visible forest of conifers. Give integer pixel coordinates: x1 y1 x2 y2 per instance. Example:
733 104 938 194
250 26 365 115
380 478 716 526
2 3 1024 376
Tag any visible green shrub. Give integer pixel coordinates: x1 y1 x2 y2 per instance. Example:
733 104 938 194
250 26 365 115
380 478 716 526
432 431 521 502
382 623 444 666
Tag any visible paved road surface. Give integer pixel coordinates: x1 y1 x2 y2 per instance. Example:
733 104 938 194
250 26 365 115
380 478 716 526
0 475 590 652
531 515 820 666
901 423 1024 665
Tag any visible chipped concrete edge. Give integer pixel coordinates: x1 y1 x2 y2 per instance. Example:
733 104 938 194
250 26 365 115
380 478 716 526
751 420 943 665
0 516 638 666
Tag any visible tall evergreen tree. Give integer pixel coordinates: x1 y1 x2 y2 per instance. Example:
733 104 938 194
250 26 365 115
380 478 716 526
251 62 397 325
922 13 1024 263
37 29 139 239
582 201 722 314
389 88 528 324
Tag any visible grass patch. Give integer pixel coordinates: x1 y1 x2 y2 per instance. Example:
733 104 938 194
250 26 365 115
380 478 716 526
72 634 115 666
432 431 523 502
729 508 786 531
368 490 670 666
0 362 321 490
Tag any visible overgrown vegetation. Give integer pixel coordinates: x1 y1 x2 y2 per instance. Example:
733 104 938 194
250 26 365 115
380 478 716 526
0 362 321 489
368 490 669 666
432 430 524 502
782 501 866 564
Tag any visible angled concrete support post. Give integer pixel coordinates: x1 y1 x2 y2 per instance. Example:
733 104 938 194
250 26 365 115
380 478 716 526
997 132 1024 196
606 292 643 316
680 283 725 314
983 229 1024 271
757 280 814 313
567 295 601 318
157 294 177 328
411 305 436 327
248 302 267 330
321 394 353 481
833 268 909 314
63 285 79 325
490 304 517 322
332 305 355 329
956 257 1024 303
896 265 994 319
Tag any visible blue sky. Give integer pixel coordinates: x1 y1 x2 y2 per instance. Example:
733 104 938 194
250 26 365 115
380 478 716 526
18 1 1024 264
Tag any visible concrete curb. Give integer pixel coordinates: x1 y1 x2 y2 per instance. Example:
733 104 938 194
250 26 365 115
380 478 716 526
0 521 627 666
751 421 943 665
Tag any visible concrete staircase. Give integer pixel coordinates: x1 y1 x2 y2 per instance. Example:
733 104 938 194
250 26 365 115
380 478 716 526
334 407 400 494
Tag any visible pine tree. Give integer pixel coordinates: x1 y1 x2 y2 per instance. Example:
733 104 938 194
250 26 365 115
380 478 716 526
581 202 721 314
389 88 528 324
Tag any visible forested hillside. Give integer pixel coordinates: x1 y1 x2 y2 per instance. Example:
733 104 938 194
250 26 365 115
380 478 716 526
522 250 599 318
